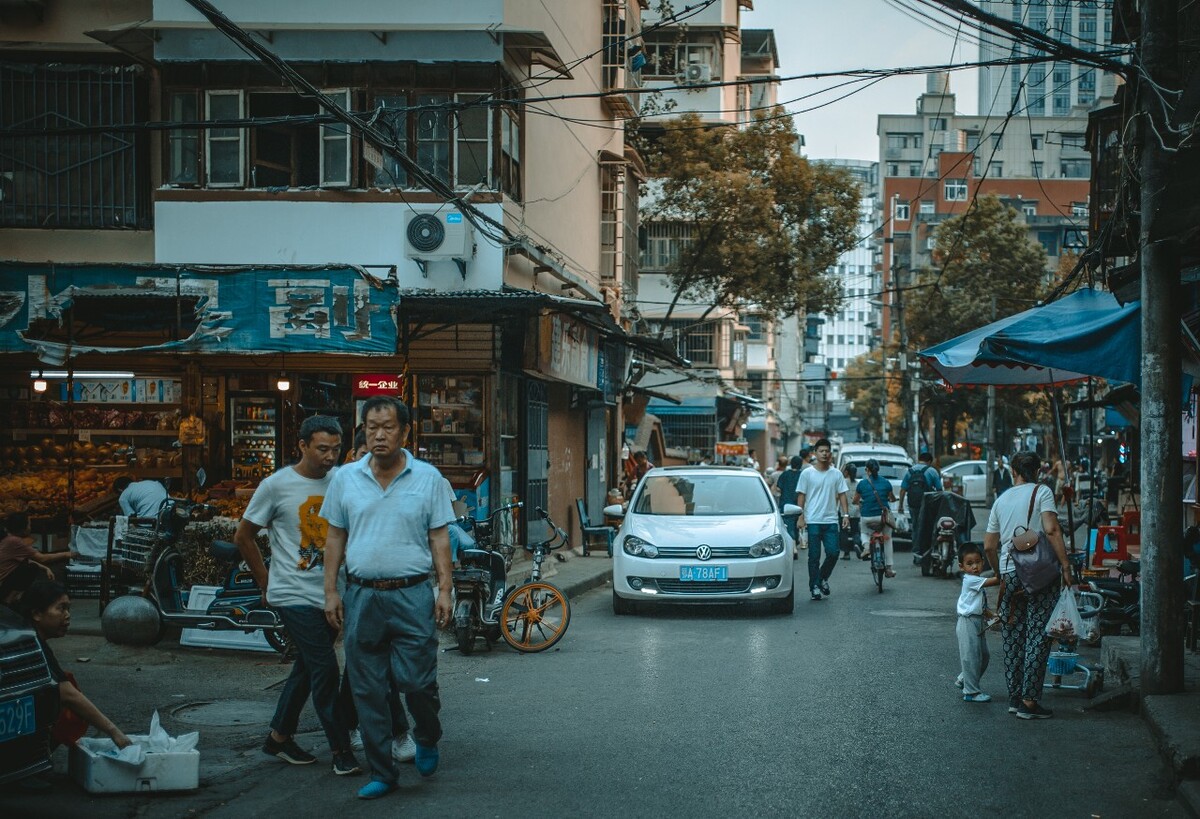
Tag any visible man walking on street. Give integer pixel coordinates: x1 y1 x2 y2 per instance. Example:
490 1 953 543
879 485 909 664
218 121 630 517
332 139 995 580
234 415 361 776
321 397 454 800
899 452 942 561
775 455 805 546
796 439 850 600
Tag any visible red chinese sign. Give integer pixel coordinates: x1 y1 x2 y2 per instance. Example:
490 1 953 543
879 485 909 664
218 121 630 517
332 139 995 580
352 374 405 397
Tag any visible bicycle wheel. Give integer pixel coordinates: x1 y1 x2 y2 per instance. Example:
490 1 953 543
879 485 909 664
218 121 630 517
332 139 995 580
871 542 885 594
500 581 571 653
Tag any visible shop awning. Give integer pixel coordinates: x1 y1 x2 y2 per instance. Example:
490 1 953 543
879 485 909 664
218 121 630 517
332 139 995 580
0 263 397 364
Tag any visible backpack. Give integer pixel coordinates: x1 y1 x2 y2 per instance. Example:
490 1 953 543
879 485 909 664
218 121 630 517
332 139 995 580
906 464 932 509
1011 484 1061 593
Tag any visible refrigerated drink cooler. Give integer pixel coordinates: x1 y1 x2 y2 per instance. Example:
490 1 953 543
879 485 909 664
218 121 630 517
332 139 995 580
228 394 282 481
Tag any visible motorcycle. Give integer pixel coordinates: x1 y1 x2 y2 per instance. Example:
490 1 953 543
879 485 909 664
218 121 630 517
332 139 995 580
103 497 290 654
1087 558 1141 636
922 515 960 579
451 502 521 654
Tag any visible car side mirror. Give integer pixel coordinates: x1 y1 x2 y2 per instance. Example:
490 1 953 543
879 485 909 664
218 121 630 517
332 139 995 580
603 504 625 518
782 504 803 517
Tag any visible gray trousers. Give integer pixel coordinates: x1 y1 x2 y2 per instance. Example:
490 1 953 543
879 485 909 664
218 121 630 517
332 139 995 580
956 614 990 695
343 581 442 783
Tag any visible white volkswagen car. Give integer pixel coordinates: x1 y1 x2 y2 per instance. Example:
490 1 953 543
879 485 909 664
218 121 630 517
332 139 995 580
607 466 799 615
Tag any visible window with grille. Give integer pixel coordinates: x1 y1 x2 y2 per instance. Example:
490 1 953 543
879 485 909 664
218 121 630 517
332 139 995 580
659 413 716 456
944 178 967 201
663 319 716 367
893 201 910 221
373 94 408 188
640 222 693 271
0 63 150 229
742 313 766 341
1060 160 1089 178
600 164 621 281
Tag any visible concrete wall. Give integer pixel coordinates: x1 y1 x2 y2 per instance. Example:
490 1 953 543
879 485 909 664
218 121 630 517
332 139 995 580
152 0 503 27
2 230 155 263
154 200 505 290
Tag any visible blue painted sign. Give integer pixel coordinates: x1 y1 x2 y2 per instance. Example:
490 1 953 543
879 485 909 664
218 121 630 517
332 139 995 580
0 264 398 360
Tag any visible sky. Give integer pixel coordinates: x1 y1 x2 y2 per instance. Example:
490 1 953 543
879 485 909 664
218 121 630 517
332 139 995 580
742 0 982 161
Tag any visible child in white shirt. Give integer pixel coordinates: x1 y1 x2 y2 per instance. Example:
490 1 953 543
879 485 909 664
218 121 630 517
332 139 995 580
957 546 1001 702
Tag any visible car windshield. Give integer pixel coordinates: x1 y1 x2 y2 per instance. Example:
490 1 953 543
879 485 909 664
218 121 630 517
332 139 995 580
846 460 911 482
633 474 774 516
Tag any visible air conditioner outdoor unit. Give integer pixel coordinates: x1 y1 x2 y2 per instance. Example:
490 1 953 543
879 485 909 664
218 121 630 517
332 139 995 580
681 63 712 84
404 210 475 278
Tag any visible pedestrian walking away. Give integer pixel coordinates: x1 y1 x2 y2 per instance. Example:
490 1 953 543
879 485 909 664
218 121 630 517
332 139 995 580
983 451 1072 720
796 439 850 600
841 463 861 560
853 459 896 576
321 396 455 800
775 455 805 548
956 546 1000 702
234 415 363 776
900 452 942 562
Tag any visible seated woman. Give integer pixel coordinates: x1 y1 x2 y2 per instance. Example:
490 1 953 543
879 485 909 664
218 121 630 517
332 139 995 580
0 512 76 585
20 581 132 753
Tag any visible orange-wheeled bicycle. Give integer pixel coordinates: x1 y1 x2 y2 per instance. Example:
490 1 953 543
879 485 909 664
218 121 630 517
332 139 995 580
499 507 572 653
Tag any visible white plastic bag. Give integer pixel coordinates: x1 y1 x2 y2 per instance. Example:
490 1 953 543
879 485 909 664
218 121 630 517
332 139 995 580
1045 588 1085 641
81 711 199 767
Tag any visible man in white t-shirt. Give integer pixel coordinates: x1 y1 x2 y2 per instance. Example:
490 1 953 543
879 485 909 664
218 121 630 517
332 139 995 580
796 438 851 601
234 415 361 776
114 476 168 518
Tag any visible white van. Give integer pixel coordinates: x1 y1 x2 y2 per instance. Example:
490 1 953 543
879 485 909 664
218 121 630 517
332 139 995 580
835 444 915 545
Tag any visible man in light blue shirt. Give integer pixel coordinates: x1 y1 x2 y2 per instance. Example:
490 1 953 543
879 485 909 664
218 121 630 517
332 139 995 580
113 476 167 518
321 396 453 800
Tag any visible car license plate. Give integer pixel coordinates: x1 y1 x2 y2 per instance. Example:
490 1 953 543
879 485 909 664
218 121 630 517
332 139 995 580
679 565 728 581
0 695 36 743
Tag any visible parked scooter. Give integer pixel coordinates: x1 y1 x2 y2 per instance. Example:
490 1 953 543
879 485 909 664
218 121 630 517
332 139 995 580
1087 559 1141 636
103 497 290 653
922 515 960 579
451 502 522 654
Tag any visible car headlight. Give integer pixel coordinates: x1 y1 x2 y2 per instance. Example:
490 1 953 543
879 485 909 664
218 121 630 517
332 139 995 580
749 534 785 557
622 535 659 558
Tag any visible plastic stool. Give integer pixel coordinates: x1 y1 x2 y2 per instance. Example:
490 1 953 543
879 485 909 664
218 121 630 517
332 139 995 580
1091 525 1128 568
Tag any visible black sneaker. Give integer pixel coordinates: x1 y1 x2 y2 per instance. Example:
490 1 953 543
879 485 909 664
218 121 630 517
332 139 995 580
1016 702 1054 720
333 751 363 776
263 735 317 765
810 587 823 601
819 580 831 597
1008 696 1021 714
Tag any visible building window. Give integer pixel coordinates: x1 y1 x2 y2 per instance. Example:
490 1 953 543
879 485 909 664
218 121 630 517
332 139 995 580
887 163 899 176
600 164 620 281
887 133 922 149
167 92 199 185
1060 160 1089 178
1031 160 1043 177
991 134 1003 149
242 90 349 188
1053 94 1071 114
1030 133 1043 150
909 162 921 177
1022 202 1038 217
1060 132 1087 149
1071 202 1089 217
893 201 910 221
641 222 692 271
964 131 980 151
919 200 935 215
1038 229 1060 256
826 334 834 345
988 161 1003 178
928 117 947 131
320 90 351 187
205 90 244 187
416 93 451 185
1 63 150 229
664 319 716 367
643 35 716 79
499 107 522 200
742 313 767 341
454 92 490 188
373 94 408 188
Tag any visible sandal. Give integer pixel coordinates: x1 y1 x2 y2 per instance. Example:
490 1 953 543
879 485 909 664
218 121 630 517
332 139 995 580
884 568 896 578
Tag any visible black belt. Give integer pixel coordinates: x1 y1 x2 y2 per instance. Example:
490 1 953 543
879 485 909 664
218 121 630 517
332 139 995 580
347 573 429 590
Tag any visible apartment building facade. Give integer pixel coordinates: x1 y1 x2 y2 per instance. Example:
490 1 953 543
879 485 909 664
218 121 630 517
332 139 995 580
0 0 647 534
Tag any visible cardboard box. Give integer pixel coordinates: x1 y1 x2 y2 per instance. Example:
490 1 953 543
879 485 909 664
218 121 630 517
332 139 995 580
70 739 199 793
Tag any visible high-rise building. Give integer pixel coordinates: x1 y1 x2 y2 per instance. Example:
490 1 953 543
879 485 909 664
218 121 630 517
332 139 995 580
976 0 1118 116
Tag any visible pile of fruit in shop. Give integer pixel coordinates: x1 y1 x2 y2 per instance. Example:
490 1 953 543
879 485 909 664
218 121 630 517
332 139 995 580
205 496 250 519
0 469 114 517
1 404 180 431
0 439 181 471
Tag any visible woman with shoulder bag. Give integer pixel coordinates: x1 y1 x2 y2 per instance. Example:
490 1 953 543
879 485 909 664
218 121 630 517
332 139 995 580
982 451 1073 720
853 459 897 577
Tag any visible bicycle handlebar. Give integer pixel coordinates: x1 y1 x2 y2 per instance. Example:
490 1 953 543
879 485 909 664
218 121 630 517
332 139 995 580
527 507 568 552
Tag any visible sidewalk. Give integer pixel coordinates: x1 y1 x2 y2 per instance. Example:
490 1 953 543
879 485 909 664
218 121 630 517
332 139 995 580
69 550 616 640
1102 636 1200 814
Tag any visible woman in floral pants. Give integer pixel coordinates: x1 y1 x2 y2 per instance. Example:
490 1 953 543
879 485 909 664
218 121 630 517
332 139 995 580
983 451 1073 720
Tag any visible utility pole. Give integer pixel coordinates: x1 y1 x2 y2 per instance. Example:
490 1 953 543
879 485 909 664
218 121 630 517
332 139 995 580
984 295 997 502
882 194 899 444
1139 0 1183 694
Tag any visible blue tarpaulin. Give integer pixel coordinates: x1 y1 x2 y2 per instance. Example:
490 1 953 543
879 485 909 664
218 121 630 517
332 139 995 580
920 288 1140 387
0 263 397 363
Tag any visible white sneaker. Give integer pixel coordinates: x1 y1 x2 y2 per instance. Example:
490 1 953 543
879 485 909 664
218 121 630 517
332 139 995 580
349 729 364 751
392 732 416 763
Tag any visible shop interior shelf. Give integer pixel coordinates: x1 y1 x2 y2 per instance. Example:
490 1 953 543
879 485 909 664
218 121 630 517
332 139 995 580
9 429 181 437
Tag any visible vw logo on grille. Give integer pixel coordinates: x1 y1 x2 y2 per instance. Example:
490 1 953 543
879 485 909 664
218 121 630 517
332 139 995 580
695 544 712 561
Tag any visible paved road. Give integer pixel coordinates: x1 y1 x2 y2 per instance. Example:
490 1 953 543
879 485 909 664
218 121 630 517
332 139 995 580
5 562 1184 818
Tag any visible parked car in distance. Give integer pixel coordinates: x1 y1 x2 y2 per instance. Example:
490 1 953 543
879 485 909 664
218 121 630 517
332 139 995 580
941 459 989 504
0 605 60 786
607 466 799 615
835 444 914 547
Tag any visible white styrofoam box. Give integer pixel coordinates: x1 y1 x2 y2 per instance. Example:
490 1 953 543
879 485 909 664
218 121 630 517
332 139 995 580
70 740 199 793
178 585 274 653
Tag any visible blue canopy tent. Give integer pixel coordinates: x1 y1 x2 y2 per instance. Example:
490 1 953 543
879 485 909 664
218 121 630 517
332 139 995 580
920 288 1140 388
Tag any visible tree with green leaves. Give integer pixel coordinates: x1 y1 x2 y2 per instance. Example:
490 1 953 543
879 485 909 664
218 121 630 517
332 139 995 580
639 112 861 323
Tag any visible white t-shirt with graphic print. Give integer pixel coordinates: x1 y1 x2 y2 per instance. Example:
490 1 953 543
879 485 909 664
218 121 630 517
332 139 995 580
242 466 337 608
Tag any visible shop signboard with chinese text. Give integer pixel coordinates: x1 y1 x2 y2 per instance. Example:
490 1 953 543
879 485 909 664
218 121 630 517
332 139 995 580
352 374 405 397
525 313 599 389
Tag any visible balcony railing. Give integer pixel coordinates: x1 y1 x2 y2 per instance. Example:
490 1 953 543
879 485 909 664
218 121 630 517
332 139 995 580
602 0 643 119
